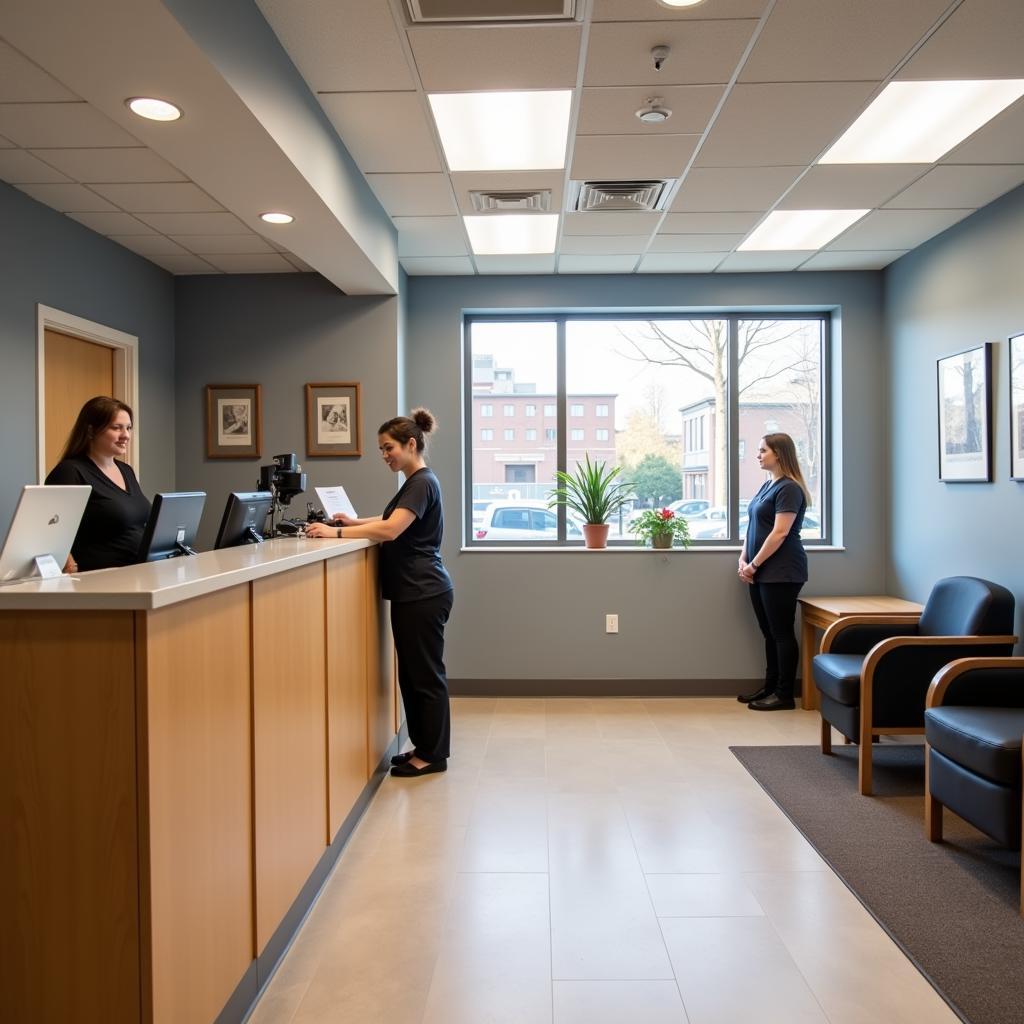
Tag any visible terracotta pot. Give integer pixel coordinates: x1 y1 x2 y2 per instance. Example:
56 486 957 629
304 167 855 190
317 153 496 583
582 523 610 549
651 533 673 549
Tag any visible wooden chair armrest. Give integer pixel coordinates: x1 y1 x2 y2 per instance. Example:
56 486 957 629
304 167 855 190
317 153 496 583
927 656 1024 708
820 614 921 654
863 635 1019 688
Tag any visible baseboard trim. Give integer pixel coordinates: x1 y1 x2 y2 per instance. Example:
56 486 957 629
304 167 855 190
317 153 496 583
450 678 804 698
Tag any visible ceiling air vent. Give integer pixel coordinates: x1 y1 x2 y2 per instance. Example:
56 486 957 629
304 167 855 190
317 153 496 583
406 0 577 23
470 189 553 213
570 180 673 214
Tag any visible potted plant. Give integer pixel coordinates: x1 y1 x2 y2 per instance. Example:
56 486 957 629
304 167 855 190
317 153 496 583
632 507 692 550
548 454 633 549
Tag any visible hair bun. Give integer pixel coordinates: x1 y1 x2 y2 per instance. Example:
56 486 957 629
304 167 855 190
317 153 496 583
411 407 436 433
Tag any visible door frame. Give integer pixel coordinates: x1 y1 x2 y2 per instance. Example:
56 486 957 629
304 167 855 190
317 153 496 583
36 305 140 482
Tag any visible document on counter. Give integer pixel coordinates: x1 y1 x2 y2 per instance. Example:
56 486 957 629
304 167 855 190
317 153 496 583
315 485 358 521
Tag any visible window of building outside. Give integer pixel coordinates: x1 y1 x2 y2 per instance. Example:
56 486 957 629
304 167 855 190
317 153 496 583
467 316 826 545
504 428 515 440
481 428 494 441
481 404 493 417
525 404 536 416
504 404 515 416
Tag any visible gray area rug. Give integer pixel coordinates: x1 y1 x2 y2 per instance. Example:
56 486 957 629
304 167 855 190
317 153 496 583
731 744 1024 1024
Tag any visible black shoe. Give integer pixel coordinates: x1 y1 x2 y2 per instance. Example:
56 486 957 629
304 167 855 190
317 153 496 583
748 694 796 711
390 750 416 766
390 758 447 778
737 686 772 704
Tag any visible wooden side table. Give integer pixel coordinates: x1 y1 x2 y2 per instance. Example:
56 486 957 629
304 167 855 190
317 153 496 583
798 596 925 710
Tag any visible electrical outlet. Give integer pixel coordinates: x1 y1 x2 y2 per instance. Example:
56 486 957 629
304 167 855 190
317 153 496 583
606 613 619 634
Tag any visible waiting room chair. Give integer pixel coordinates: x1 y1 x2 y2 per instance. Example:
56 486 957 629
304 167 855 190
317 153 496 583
925 657 1024 915
812 576 1016 795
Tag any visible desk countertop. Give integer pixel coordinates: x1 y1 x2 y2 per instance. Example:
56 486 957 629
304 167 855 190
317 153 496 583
0 537 373 611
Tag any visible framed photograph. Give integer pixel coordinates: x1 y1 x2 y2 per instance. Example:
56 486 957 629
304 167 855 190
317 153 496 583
305 382 361 457
937 344 992 482
1011 332 1024 481
206 384 262 459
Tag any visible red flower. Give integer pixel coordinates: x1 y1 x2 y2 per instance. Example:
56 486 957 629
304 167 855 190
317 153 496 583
660 508 674 520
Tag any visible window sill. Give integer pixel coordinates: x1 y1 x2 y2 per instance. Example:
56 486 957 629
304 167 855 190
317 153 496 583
458 545 847 554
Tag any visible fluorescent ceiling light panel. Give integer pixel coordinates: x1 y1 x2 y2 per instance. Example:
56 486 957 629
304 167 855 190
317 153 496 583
464 214 559 254
822 80 1024 164
428 91 571 172
739 209 869 251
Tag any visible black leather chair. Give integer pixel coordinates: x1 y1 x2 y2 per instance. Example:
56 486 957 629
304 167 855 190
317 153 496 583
812 577 1016 794
925 657 1024 914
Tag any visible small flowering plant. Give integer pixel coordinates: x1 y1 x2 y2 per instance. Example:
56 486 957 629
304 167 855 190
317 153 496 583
632 507 692 548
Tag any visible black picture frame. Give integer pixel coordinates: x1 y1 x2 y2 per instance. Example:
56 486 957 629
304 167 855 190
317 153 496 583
937 343 992 483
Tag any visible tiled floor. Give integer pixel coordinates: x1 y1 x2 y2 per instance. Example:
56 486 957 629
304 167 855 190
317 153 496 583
247 698 959 1024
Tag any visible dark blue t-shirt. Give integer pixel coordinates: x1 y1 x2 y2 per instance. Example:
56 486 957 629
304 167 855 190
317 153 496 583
745 477 807 583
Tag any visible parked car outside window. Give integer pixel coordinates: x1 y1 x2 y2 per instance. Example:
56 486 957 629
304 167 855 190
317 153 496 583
474 500 584 541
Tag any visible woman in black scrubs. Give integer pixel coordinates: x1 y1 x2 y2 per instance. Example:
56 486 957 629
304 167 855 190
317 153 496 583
736 432 810 711
306 408 454 778
45 396 151 572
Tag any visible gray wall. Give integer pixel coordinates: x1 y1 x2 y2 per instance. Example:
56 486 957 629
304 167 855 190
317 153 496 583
406 272 889 683
0 182 176 529
885 183 1024 639
174 273 401 548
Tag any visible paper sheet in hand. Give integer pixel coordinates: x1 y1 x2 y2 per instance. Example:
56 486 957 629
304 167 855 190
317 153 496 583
315 485 358 520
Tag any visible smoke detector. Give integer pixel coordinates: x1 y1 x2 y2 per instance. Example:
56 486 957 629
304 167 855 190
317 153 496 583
636 97 672 124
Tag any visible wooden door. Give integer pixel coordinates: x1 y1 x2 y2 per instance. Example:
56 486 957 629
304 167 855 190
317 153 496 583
44 330 114 473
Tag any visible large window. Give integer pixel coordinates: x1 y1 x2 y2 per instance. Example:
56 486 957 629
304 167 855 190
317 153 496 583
466 315 828 545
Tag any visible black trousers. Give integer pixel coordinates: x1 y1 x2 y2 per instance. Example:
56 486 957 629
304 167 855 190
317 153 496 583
748 581 804 701
390 589 454 764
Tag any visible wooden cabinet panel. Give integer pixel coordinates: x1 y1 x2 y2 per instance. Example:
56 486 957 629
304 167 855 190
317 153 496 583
364 546 396 774
326 552 369 837
0 610 139 1024
136 586 253 1024
252 563 328 951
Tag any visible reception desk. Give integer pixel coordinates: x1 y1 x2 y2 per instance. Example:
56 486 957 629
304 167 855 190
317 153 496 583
0 538 399 1024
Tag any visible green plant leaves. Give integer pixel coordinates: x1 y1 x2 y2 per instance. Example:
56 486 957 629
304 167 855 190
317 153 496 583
547 453 633 525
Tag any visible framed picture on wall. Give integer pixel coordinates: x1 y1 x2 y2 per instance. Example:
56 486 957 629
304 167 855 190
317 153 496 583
206 384 262 459
1011 332 1024 481
937 344 992 482
305 382 361 457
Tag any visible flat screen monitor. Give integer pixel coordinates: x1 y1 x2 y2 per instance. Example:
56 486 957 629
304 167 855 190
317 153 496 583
137 491 206 562
214 491 273 549
0 485 92 583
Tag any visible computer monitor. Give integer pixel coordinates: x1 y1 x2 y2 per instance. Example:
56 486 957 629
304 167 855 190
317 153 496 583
214 491 273 549
137 492 206 562
0 485 91 583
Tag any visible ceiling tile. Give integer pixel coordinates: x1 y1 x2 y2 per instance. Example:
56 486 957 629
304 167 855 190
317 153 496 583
897 0 1024 79
777 165 925 209
90 182 222 213
578 85 724 136
799 250 907 271
475 255 557 274
593 0 770 20
136 212 252 234
108 235 195 258
31 147 187 183
256 0 415 92
825 209 972 250
884 165 1024 210
558 254 640 273
671 166 801 211
366 173 456 217
202 254 297 274
450 170 565 216
145 253 220 275
400 257 475 276
560 235 653 254
67 211 159 235
943 100 1024 164
0 102 138 148
740 0 951 83
0 149 71 183
408 24 581 91
0 39 79 102
15 182 117 212
638 252 728 273
695 83 878 166
649 233 745 252
661 211 762 232
584 20 759 87
571 133 698 180
319 92 442 173
716 251 809 271
394 216 468 257
170 234 275 254
563 211 663 235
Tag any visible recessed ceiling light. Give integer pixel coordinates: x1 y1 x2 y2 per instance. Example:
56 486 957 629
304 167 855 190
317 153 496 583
260 212 294 224
821 80 1024 164
657 0 708 7
636 98 672 124
464 214 559 255
738 209 870 251
126 97 182 122
428 91 571 172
